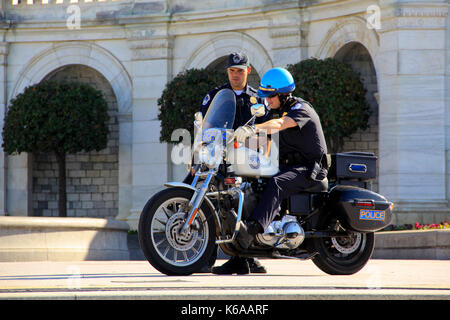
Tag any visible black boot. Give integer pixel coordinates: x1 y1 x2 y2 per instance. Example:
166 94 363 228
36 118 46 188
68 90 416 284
236 220 262 249
211 256 250 275
247 258 267 274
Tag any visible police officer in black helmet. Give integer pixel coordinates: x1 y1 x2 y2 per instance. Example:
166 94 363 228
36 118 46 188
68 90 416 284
184 52 268 274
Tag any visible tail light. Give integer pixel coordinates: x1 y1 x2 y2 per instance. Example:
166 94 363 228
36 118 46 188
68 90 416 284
225 177 242 185
354 200 375 207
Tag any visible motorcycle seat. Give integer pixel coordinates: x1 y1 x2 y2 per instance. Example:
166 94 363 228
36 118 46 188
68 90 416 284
303 178 328 193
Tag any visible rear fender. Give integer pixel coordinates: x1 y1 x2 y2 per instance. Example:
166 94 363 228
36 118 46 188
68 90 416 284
327 185 393 232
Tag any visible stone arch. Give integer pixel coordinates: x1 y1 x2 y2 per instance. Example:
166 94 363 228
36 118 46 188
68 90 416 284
168 33 273 182
183 32 273 77
10 42 132 116
315 18 381 193
7 42 132 219
334 42 379 114
32 65 119 218
315 16 380 71
329 41 380 192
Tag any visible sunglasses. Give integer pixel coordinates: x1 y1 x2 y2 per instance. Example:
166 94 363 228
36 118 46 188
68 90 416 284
267 93 278 98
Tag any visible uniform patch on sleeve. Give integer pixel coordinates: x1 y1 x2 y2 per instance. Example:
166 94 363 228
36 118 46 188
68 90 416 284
202 94 211 106
291 103 303 110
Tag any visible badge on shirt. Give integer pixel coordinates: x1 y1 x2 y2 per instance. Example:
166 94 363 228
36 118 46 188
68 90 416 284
202 94 210 106
250 96 257 104
291 103 303 110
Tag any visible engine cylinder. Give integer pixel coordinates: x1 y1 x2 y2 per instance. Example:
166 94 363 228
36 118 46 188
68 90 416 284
281 221 305 249
255 216 305 249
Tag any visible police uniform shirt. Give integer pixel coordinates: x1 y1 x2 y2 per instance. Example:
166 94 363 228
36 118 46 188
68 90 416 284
200 83 267 129
270 97 327 164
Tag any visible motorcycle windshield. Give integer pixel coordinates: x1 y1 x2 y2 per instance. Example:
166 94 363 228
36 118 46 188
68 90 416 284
203 89 236 130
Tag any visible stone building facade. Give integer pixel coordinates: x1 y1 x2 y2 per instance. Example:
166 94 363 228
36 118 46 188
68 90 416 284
0 0 448 228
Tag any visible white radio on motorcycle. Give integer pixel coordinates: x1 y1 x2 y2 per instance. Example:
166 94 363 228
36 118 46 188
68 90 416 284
226 103 278 177
226 145 279 178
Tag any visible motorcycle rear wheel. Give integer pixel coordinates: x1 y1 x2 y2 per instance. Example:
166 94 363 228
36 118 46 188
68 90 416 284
308 211 375 275
138 188 216 275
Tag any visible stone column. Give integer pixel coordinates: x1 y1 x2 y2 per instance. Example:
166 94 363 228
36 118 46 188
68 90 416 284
447 7 450 220
0 40 7 216
125 27 173 229
377 2 449 224
116 112 133 222
269 9 302 65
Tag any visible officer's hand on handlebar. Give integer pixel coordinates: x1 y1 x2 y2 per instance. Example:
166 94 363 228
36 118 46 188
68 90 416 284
234 125 257 142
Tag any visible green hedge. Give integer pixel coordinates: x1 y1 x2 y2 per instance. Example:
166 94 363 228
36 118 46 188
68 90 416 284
2 80 109 156
158 68 227 143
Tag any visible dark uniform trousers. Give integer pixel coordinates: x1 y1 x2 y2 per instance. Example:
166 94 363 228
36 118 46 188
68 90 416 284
248 164 326 231
246 96 328 233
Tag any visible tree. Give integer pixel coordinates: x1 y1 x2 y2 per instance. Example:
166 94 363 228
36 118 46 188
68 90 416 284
287 58 371 153
158 68 227 143
2 81 110 217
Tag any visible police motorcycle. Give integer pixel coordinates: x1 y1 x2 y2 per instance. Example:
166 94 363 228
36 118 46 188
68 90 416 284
138 88 393 276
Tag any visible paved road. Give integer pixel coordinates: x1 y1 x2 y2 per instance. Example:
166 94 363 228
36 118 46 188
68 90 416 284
0 259 449 300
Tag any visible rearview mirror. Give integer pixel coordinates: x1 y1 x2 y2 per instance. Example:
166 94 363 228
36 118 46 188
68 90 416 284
194 111 203 128
250 104 265 117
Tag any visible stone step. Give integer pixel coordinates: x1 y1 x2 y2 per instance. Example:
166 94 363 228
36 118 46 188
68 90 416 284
373 229 450 260
0 216 129 261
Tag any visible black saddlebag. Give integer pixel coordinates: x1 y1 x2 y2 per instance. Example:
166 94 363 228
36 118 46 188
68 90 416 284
328 185 393 232
328 152 377 188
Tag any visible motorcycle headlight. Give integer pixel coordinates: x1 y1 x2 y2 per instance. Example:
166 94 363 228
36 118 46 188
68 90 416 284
197 142 224 169
207 143 224 169
195 129 225 169
197 144 209 164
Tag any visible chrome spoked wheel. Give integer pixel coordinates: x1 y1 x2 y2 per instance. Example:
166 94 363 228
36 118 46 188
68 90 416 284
138 188 216 275
331 232 364 255
151 197 209 267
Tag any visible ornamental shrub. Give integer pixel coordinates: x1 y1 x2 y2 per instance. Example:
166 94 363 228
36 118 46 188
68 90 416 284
287 58 371 153
158 68 227 143
2 80 110 217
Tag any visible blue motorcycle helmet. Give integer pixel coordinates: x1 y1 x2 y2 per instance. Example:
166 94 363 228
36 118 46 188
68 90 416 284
257 67 295 98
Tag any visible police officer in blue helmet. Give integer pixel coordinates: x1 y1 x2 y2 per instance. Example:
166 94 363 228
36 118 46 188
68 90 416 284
233 67 329 256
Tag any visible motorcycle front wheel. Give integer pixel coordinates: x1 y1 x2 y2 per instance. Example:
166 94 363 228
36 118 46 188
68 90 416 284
307 211 375 275
138 188 216 275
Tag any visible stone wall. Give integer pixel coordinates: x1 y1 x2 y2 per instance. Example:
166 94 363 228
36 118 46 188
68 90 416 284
1 0 448 225
31 65 119 218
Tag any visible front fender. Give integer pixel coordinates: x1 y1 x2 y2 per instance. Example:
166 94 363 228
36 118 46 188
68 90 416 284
164 182 221 231
164 181 197 190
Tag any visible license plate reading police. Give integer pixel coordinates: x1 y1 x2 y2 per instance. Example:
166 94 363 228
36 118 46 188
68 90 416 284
359 209 385 221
